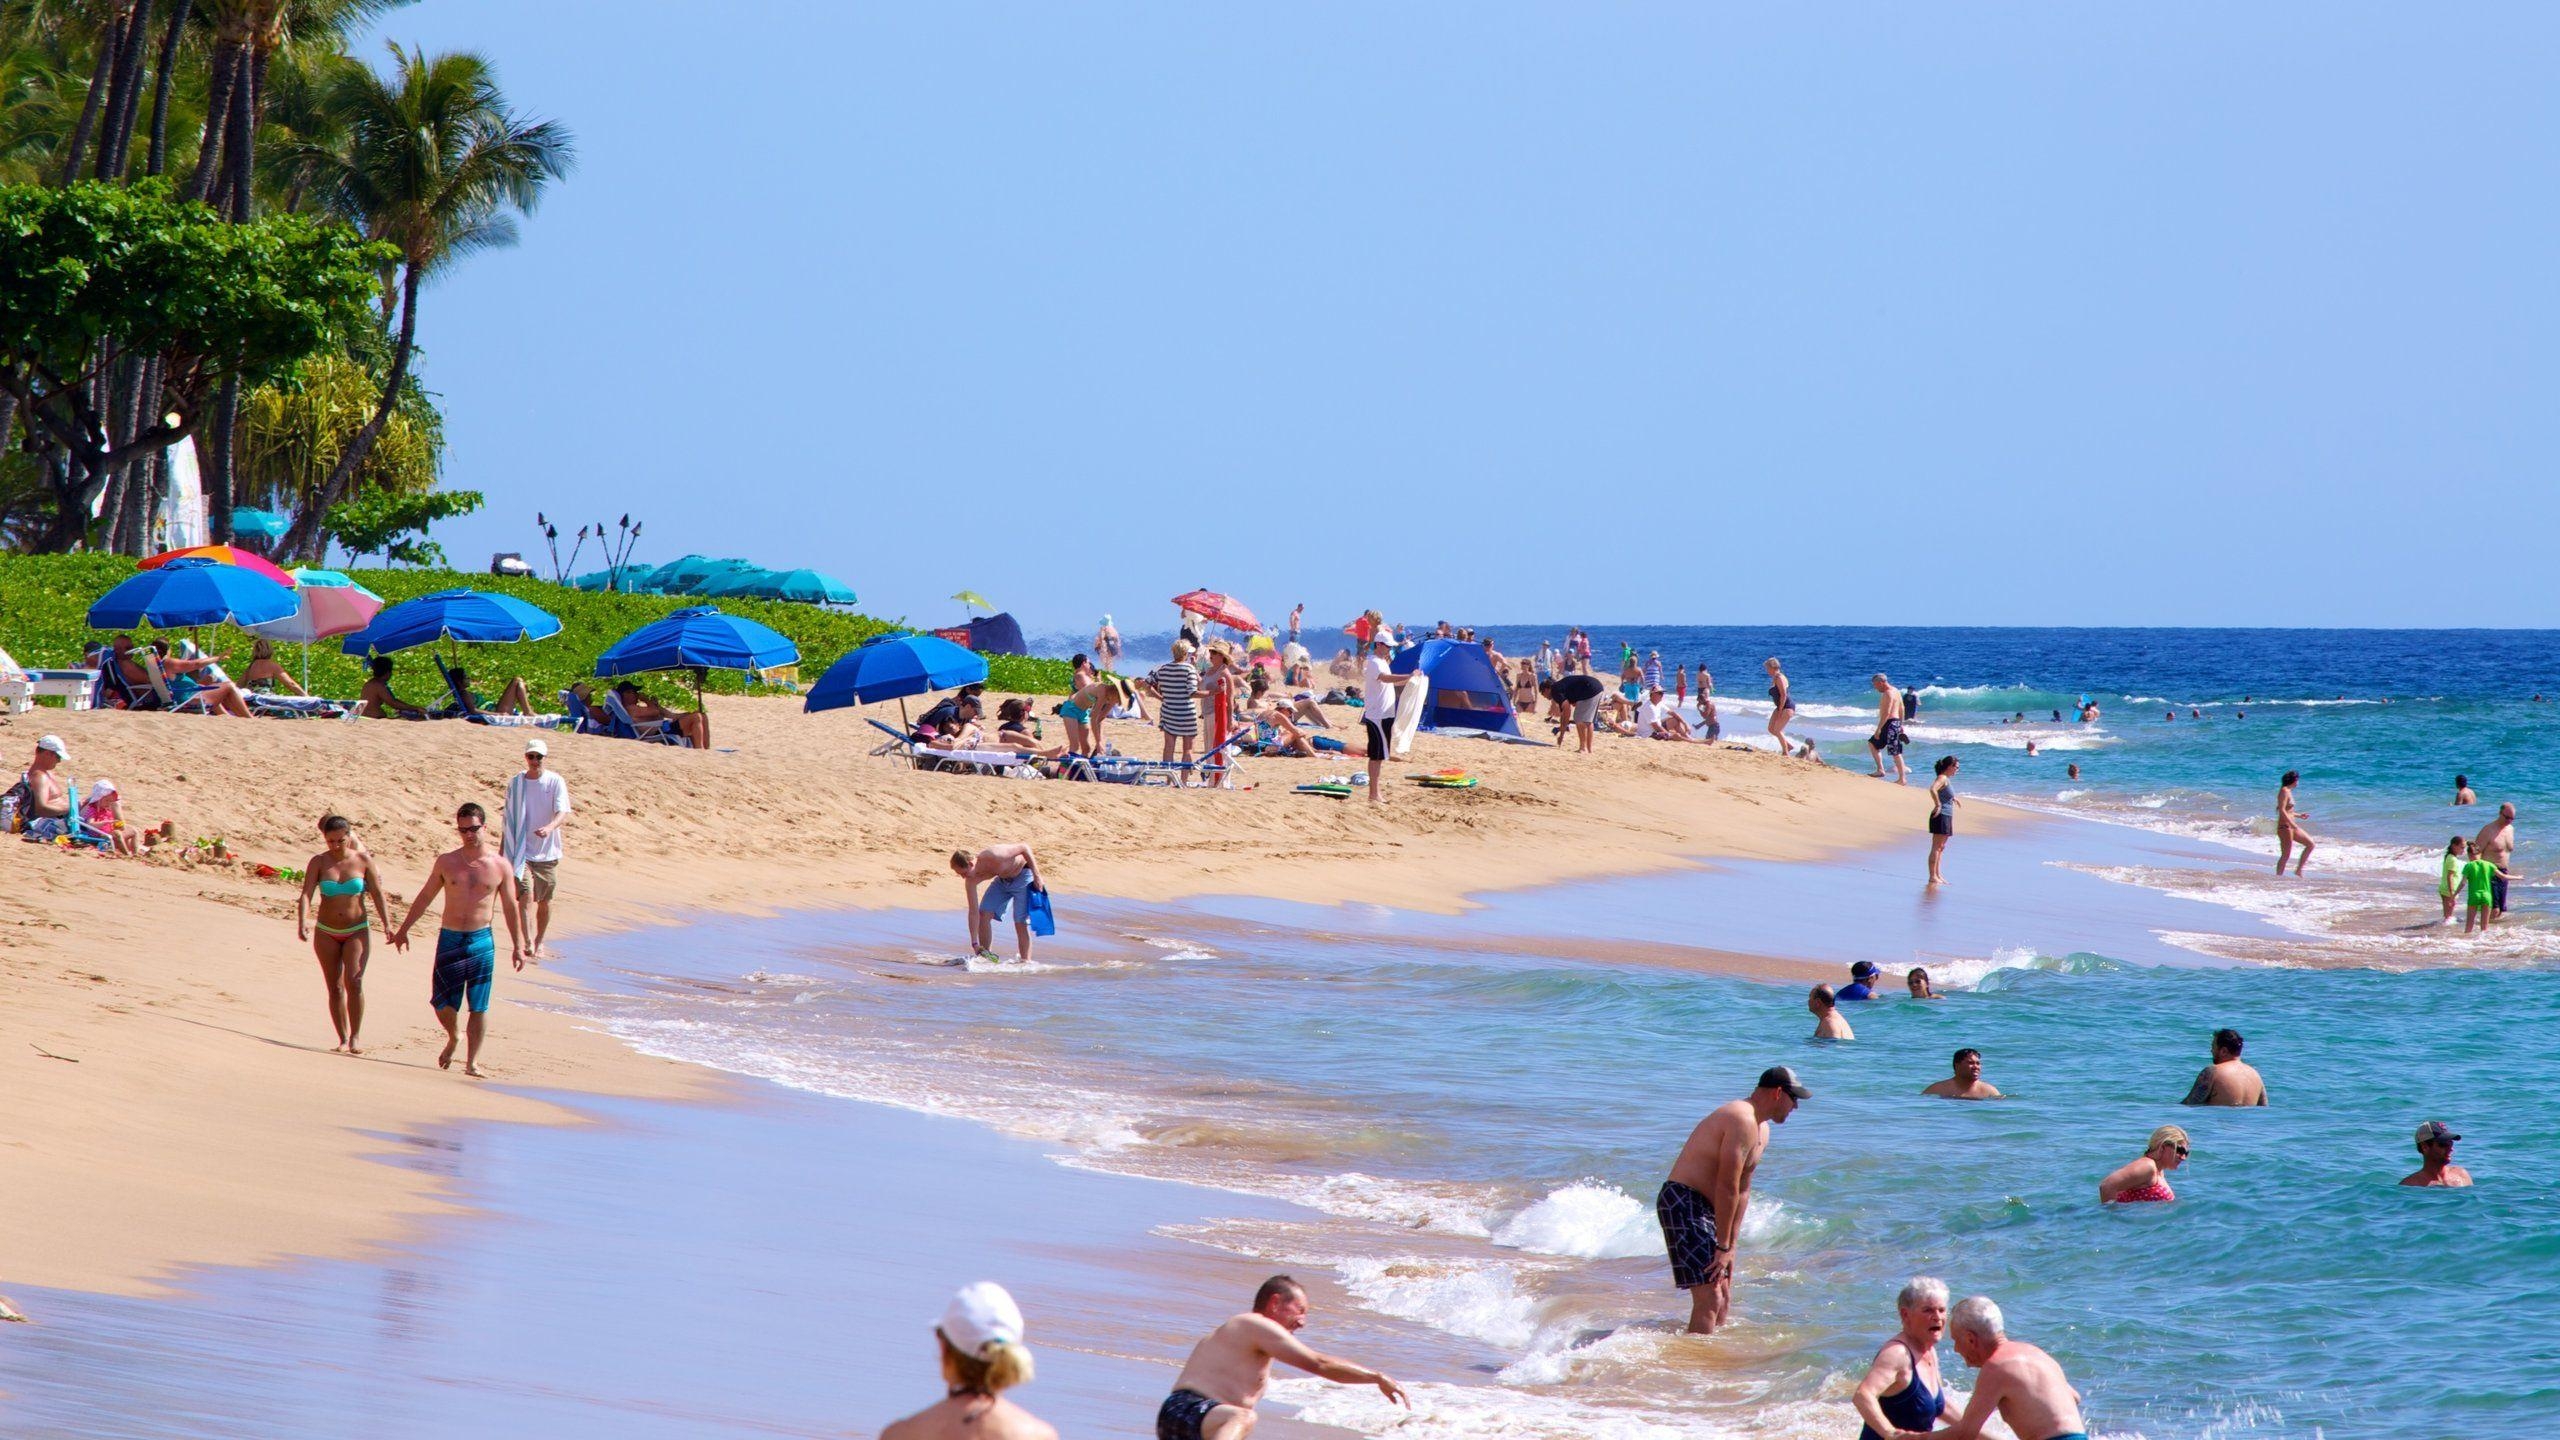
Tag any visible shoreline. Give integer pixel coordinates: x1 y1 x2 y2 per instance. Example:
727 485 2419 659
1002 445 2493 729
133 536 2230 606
0 693 1936 1301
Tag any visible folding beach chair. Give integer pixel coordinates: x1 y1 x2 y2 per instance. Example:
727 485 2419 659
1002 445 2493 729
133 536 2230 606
137 650 217 715
867 717 925 759
559 688 612 737
434 660 566 729
602 689 693 747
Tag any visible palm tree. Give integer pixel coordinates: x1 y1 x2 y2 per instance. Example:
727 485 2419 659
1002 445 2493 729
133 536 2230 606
274 41 570 560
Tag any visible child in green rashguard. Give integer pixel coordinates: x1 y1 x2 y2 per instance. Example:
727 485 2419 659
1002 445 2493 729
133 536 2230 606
2461 842 2513 936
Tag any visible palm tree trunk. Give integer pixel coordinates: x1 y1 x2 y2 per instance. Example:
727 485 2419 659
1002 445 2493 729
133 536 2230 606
0 393 17 461
185 42 241 203
282 261 420 560
224 49 262 220
58 2 134 185
205 372 240 545
145 0 190 176
95 0 155 181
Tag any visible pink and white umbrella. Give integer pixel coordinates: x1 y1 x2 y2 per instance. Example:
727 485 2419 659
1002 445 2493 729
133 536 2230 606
245 568 384 688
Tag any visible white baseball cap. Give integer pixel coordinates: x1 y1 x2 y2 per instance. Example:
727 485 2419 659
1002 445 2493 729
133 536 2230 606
524 737 548 756
938 1281 1025 1356
35 734 66 758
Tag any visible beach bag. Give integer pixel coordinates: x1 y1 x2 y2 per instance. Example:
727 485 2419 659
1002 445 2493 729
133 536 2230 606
1025 886 1056 938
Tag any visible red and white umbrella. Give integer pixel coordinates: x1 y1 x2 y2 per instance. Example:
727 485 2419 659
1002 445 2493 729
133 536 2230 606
1171 588 1260 633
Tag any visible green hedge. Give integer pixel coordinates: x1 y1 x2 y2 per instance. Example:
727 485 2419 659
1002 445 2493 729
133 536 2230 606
0 555 1071 704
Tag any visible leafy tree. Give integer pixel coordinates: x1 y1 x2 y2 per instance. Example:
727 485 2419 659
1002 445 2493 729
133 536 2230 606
0 178 389 547
241 346 439 514
273 43 570 559
323 479 474 566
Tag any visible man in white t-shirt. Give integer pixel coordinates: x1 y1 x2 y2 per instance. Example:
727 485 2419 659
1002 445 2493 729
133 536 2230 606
502 738 574 958
1636 686 1701 742
1360 637 1414 804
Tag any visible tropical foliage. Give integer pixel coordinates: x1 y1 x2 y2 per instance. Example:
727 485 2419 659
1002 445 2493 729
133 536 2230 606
0 1 568 557
321 479 475 566
0 554 1078 707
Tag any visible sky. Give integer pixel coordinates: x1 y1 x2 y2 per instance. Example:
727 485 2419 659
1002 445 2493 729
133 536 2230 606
358 3 2560 631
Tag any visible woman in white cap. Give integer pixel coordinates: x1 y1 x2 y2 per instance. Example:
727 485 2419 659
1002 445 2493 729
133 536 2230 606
881 1281 1055 1440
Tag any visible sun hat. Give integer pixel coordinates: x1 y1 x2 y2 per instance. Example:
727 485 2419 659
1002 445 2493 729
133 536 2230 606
939 1281 1025 1357
2415 1120 2460 1147
91 778 116 797
35 734 66 759
524 737 549 756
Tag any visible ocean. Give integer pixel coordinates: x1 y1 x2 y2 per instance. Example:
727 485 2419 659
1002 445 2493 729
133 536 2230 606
1048 623 2560 965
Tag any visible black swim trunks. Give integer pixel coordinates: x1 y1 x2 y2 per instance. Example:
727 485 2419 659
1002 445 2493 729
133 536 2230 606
1157 1388 1221 1440
1656 1178 1723 1290
2492 873 2510 914
1872 717 1907 756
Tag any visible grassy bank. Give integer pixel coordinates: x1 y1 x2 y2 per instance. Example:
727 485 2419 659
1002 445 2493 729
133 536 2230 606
0 555 1072 704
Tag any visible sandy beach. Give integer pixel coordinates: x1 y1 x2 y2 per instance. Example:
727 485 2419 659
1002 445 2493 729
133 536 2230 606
0 696 1929 1301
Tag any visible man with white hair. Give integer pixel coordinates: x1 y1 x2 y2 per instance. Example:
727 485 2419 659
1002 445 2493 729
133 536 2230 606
1891 1296 2087 1440
1853 1278 1954 1440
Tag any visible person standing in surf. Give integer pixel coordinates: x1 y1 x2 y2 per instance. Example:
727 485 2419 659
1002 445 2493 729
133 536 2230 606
1927 756 1960 886
2440 834 2467 924
1657 1066 1810 1335
2400 1120 2473 1188
1868 673 1910 783
2275 770 2314 876
2454 775 2476 806
2100 1125 2189 1203
1093 615 1122 673
1854 1278 1955 1440
2473 802 2518 918
1765 657 1798 756
1361 636 1415 804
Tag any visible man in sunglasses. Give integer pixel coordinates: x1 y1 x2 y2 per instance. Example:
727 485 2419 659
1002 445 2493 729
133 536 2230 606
390 801 527 1077
2400 1121 2473 1188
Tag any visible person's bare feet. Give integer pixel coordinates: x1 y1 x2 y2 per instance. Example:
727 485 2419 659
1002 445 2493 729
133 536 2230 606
463 1063 485 1078
438 1036 457 1069
346 1043 362 1057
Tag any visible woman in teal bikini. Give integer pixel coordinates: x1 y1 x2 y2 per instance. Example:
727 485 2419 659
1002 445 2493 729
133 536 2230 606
296 815 392 1054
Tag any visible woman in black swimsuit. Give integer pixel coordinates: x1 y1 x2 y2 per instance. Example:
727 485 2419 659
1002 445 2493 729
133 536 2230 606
1927 755 1960 886
1764 657 1797 755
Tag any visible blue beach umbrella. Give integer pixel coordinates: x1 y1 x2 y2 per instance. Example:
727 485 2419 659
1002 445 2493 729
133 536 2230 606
804 631 988 727
751 567 857 606
228 507 290 543
657 556 760 595
596 606 798 677
596 605 801 720
88 556 298 630
340 588 562 656
573 564 656 592
694 567 783 599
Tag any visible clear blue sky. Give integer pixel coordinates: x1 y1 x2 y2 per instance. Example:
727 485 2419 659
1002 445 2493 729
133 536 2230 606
362 4 2560 630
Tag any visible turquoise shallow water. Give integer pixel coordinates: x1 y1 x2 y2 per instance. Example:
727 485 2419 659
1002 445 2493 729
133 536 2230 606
577 847 2560 1440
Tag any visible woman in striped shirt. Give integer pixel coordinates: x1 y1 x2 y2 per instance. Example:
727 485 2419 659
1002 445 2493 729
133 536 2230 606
1145 640 1202 764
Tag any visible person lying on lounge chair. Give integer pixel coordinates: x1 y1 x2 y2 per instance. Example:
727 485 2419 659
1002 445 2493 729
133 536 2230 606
612 681 710 749
447 665 535 717
137 639 254 717
993 699 1069 758
1247 705 1362 759
358 656 432 719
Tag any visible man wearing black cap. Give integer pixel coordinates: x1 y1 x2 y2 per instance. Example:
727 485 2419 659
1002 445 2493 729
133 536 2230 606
1836 961 1882 1002
2400 1121 2472 1188
1656 1066 1810 1334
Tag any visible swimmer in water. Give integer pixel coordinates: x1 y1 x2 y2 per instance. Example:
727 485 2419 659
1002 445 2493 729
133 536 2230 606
1906 967 1940 999
2454 775 2476 806
1922 1048 2002 1100
2067 763 2081 781
1809 984 1855 1040
2025 738 2039 756
2099 1125 2189 1203
2401 1121 2473 1188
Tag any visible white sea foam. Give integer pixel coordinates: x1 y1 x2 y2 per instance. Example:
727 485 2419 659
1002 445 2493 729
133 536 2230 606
1335 1256 1547 1350
1272 1375 1716 1440
1491 1182 1660 1260
1919 945 2042 991
1904 722 2108 752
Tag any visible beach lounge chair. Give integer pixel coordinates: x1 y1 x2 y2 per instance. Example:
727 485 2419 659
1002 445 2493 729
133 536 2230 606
1084 731 1249 787
136 650 217 715
245 692 350 719
864 720 1031 776
601 689 692 746
559 688 613 736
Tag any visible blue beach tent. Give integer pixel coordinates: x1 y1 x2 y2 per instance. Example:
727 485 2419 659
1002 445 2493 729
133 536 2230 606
1389 637 1521 738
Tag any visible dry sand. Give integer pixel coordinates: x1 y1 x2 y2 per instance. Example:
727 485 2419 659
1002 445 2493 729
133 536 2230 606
0 694 1934 1299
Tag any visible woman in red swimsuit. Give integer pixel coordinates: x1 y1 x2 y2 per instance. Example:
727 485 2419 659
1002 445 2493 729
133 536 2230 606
2099 1124 2189 1203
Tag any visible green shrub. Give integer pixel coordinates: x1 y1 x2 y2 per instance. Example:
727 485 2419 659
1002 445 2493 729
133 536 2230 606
0 556 1072 704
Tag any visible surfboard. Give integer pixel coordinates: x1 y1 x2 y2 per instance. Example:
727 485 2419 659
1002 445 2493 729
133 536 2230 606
1390 673 1430 759
1295 782 1353 797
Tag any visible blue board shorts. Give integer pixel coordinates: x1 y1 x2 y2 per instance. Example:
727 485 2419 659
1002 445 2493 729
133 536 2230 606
979 870 1035 921
432 927 497 1013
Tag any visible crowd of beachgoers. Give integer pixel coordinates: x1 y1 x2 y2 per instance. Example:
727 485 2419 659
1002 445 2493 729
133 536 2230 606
6 595 2526 1440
